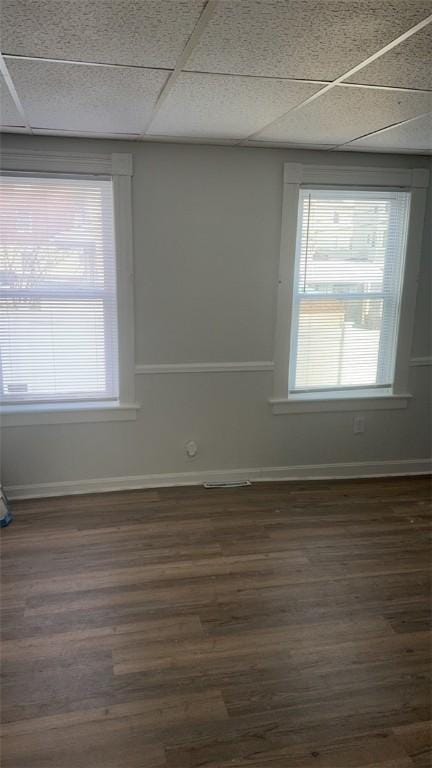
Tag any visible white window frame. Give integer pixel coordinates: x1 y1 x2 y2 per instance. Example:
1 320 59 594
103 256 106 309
0 150 138 426
271 163 429 415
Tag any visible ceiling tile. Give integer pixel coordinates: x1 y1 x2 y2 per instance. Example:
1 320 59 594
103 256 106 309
1 0 204 68
148 73 322 139
6 59 168 133
0 76 25 126
187 0 432 81
345 112 432 152
347 24 432 91
254 85 432 145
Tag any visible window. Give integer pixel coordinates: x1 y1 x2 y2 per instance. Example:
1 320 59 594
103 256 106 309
0 151 137 425
0 174 118 404
272 163 429 414
290 188 410 393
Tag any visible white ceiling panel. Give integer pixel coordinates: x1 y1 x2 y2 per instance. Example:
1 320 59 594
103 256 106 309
345 113 432 152
6 59 169 133
254 85 432 145
347 24 432 91
148 73 322 139
0 76 25 127
1 0 204 68
187 0 432 81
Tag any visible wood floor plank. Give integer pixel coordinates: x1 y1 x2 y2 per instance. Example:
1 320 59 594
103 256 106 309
1 615 204 662
1 688 227 737
164 729 415 768
392 721 432 767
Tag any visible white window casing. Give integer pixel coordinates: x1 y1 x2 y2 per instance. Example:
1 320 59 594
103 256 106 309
0 151 137 425
271 163 429 414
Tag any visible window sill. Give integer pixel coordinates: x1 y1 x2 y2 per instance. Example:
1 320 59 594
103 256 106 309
1 401 140 427
270 390 411 414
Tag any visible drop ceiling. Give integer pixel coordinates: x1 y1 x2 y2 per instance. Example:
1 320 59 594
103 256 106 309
1 0 431 154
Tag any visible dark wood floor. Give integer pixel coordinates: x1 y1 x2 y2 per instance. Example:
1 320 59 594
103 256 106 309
1 476 431 767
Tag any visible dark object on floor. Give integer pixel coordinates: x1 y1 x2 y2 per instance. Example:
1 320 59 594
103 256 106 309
0 486 13 527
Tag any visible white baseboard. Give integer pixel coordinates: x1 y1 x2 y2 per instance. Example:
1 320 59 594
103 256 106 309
5 458 431 500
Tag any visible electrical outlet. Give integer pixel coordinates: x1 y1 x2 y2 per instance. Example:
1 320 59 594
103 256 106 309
353 415 365 435
185 440 198 458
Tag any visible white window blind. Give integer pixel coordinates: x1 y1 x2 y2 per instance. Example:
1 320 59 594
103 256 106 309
0 173 119 405
289 188 410 394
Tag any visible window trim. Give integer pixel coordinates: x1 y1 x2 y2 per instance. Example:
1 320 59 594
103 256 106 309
0 150 138 425
271 162 429 414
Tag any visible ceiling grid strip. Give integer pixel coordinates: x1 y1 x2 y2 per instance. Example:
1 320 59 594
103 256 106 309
3 54 174 73
332 110 432 151
141 0 219 136
0 52 32 133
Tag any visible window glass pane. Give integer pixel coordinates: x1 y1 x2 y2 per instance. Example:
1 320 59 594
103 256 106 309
1 299 109 398
0 176 114 290
290 188 410 392
0 175 118 404
295 298 383 389
297 190 407 296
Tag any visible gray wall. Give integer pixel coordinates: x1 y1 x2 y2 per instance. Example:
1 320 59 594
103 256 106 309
1 134 431 490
